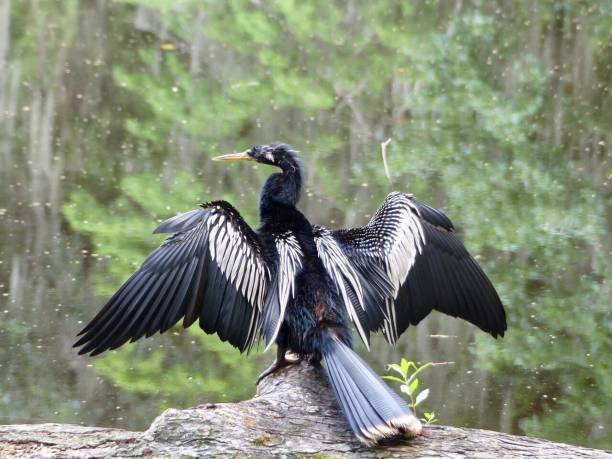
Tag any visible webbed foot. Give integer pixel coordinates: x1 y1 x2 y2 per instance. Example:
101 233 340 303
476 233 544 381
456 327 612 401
256 350 300 385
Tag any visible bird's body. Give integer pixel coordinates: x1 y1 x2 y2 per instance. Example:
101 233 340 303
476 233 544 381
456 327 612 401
75 144 506 445
257 177 351 359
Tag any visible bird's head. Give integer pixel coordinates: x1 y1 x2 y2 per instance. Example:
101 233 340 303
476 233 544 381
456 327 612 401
214 143 302 209
213 143 300 173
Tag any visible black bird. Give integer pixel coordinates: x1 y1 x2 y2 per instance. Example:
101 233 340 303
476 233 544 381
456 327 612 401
75 144 506 445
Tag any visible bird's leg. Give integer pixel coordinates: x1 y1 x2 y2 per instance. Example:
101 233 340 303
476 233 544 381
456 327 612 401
256 346 301 385
308 350 322 368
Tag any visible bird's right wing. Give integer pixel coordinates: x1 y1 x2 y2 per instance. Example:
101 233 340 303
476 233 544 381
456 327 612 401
74 201 269 356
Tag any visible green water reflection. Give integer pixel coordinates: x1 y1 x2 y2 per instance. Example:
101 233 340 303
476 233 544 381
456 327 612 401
0 0 610 449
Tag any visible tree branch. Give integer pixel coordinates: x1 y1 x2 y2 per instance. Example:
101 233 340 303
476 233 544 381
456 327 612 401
1 362 609 458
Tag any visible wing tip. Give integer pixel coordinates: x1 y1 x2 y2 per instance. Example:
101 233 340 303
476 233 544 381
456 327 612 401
263 338 276 352
488 319 507 339
73 334 89 348
76 347 90 356
75 342 94 356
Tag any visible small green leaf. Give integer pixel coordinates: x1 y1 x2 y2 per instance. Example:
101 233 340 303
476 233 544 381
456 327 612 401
409 378 419 395
421 412 438 424
415 388 429 406
387 363 405 378
408 361 433 383
382 375 405 384
400 358 409 376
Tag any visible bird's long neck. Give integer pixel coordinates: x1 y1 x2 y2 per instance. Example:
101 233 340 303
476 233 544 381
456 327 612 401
259 160 302 223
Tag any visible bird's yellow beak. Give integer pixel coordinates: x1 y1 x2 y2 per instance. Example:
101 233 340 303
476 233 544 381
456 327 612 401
212 151 251 161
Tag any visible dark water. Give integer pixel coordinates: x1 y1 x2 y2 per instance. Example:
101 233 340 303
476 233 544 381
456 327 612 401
0 1 610 449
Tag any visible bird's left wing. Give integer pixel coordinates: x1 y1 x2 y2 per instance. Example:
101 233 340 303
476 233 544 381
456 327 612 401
317 192 506 346
260 232 303 350
74 201 269 356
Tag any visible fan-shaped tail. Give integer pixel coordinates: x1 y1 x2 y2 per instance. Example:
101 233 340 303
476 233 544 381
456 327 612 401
323 337 422 445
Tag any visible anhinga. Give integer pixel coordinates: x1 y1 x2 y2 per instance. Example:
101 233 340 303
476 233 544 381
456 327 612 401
75 144 506 445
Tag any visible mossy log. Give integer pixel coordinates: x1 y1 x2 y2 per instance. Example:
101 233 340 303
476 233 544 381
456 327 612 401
0 362 609 458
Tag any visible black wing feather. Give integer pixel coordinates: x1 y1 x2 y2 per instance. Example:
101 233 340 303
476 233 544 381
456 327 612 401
331 192 506 343
75 201 269 356
412 199 454 231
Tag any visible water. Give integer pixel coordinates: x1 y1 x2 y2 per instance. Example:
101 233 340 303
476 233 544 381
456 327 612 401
0 1 609 449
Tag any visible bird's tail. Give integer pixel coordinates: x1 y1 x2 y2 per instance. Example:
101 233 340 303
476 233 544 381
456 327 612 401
322 337 423 445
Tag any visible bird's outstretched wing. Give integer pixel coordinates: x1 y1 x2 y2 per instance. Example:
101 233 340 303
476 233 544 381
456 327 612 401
317 192 506 345
74 201 269 356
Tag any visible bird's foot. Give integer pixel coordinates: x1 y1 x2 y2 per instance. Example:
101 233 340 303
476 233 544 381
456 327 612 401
256 351 300 385
308 351 322 368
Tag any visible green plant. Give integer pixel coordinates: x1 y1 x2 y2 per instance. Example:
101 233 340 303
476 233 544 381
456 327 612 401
383 358 439 425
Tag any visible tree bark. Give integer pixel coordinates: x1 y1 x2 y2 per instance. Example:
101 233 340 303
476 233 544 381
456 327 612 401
0 362 609 458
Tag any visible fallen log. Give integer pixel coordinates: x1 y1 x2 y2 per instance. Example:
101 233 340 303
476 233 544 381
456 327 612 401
0 362 609 458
